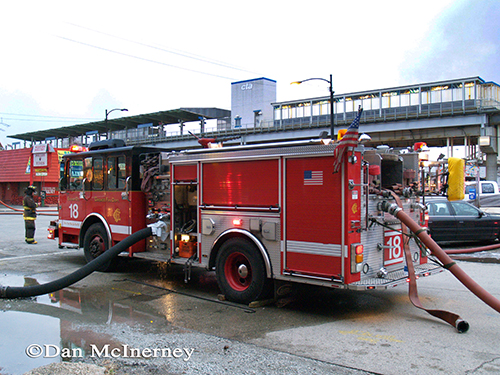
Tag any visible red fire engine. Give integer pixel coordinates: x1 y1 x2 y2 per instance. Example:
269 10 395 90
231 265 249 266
50 136 440 304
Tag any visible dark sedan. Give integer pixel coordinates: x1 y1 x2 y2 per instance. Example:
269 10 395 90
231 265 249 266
426 199 500 243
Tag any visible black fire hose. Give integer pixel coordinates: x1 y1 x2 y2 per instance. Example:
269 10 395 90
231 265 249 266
379 200 500 317
0 227 153 299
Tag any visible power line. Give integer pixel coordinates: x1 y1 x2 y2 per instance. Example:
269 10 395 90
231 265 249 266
56 35 239 80
0 117 94 123
0 112 98 121
67 22 260 76
0 118 11 127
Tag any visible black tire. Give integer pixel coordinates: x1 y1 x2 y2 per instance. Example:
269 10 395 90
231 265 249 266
83 223 115 272
215 238 270 304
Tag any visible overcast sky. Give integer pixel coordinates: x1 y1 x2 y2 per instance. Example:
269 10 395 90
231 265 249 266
0 0 498 147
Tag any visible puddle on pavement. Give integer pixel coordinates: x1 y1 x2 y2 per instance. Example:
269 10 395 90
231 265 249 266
0 274 176 375
1 251 498 374
0 310 60 375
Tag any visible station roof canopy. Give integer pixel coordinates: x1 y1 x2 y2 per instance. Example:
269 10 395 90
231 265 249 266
9 107 231 142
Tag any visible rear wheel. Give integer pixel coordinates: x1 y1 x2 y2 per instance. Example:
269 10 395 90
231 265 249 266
83 223 116 272
215 238 270 304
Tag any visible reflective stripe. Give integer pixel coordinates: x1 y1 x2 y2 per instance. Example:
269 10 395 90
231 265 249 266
286 240 342 257
60 220 82 229
110 224 132 235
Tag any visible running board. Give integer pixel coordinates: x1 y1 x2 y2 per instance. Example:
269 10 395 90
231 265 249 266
348 263 444 290
132 252 171 262
59 242 79 249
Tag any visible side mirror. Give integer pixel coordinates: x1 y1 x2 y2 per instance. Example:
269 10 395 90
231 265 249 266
59 177 67 192
80 178 88 200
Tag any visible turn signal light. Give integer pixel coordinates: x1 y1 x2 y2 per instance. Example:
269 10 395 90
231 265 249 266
354 244 363 263
232 218 242 227
351 243 364 273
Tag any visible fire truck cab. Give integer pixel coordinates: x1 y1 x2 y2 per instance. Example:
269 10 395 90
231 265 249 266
55 143 163 271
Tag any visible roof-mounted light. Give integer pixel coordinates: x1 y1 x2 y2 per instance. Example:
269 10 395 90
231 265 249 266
69 144 88 153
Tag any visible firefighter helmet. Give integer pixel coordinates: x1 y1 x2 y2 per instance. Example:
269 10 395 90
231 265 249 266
25 185 36 194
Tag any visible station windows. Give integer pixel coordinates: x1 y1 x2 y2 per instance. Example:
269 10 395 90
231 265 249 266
274 80 481 123
234 116 241 128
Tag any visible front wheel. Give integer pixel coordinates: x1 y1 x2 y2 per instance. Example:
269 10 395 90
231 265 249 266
83 223 115 272
215 238 271 304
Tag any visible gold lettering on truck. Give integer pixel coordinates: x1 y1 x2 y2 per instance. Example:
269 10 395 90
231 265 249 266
113 209 121 223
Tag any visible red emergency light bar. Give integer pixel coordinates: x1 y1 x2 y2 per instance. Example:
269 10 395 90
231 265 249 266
69 144 88 153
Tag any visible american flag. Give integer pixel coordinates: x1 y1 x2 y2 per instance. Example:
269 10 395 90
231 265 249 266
304 170 323 185
332 107 363 173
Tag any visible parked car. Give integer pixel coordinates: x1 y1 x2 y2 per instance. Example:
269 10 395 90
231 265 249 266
426 198 500 243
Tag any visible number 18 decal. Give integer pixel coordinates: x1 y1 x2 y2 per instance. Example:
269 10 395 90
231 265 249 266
69 203 79 219
384 229 404 266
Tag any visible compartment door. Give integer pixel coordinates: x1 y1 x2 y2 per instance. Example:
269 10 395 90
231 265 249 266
284 157 342 277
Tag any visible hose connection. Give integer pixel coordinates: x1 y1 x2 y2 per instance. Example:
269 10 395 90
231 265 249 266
377 200 402 216
148 221 168 242
455 319 470 334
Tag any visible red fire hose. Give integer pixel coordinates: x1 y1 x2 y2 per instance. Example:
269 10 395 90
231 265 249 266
0 199 58 216
379 200 500 321
444 242 500 255
0 200 24 212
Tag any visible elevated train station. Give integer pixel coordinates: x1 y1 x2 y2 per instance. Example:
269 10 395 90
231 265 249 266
7 76 500 181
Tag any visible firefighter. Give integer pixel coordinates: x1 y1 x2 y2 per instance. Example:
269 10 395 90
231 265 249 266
23 185 38 244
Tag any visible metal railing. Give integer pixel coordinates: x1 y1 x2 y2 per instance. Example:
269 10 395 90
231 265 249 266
121 97 500 147
21 79 500 149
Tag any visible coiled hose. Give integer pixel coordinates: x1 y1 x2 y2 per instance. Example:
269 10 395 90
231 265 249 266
0 227 153 299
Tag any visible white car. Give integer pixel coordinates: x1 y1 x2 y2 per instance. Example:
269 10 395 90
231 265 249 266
465 180 500 213
464 180 499 199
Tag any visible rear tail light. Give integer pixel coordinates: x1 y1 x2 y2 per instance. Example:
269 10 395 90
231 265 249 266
419 210 429 226
351 243 363 273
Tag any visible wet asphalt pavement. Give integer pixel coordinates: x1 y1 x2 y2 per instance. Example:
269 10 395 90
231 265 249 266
0 206 500 374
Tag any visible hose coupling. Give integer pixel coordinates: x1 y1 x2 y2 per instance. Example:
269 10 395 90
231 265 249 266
148 221 168 241
402 187 413 198
411 203 427 212
377 201 402 216
455 319 470 333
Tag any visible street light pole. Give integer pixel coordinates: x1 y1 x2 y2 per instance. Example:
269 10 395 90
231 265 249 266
328 74 334 140
105 108 128 140
105 108 128 125
291 74 335 138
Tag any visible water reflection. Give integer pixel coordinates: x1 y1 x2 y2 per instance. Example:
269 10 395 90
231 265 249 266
0 310 60 375
0 274 168 375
